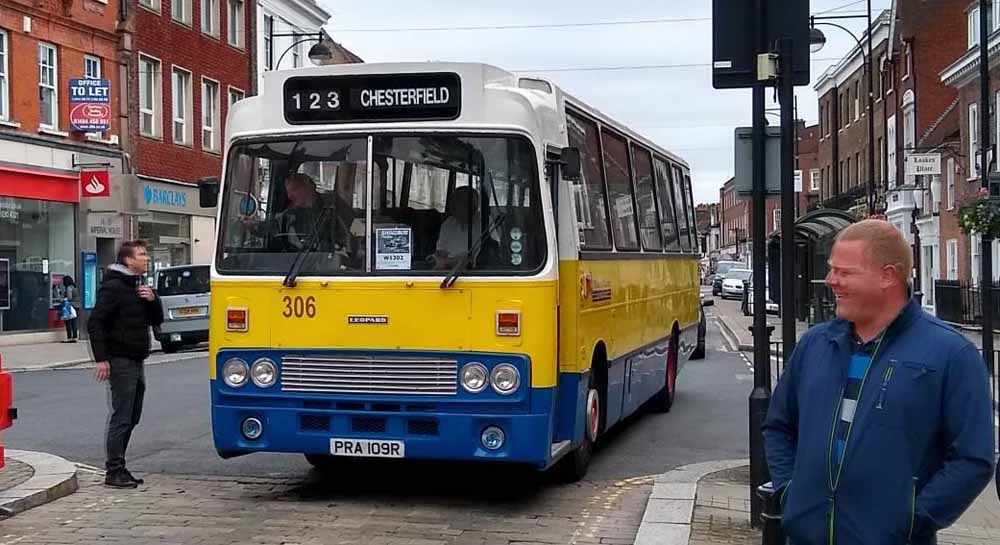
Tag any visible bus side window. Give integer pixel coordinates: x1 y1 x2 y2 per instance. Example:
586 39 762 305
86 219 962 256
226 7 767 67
567 111 612 250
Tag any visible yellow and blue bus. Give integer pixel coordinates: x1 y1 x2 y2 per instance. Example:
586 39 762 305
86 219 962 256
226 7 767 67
201 62 704 480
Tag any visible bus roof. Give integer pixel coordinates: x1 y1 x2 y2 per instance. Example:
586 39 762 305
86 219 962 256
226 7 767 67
227 61 689 170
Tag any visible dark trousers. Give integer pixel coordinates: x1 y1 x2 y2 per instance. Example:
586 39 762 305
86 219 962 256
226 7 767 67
64 317 78 339
105 357 145 473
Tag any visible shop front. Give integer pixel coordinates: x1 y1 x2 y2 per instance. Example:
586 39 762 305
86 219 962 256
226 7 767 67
136 178 216 282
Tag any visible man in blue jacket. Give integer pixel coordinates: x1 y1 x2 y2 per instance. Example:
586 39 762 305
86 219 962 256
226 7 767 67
764 220 994 545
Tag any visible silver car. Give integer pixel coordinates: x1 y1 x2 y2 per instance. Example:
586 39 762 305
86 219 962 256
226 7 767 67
154 264 210 353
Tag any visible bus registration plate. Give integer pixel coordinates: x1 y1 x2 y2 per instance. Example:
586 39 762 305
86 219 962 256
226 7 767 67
329 438 404 458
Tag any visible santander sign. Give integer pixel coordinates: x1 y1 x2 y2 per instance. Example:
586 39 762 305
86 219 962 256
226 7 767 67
80 170 111 198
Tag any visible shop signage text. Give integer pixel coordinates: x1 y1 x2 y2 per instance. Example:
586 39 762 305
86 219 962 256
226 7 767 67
905 153 942 176
69 79 111 133
144 185 188 208
87 213 124 238
81 170 111 198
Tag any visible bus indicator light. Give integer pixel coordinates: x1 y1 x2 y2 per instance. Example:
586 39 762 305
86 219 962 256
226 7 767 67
227 308 248 332
496 311 520 337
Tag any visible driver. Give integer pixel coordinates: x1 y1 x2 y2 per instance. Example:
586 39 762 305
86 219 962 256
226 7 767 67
244 173 353 254
430 186 482 270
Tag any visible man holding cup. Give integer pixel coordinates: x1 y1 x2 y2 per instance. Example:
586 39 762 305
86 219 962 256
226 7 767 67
87 240 164 488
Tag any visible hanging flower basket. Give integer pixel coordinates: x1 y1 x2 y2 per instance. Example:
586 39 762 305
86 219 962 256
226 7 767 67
958 188 1000 237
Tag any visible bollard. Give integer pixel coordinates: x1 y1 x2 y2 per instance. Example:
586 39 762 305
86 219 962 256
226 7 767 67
0 355 15 470
757 482 786 545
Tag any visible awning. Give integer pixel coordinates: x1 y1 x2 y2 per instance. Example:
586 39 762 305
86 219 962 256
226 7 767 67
767 208 855 243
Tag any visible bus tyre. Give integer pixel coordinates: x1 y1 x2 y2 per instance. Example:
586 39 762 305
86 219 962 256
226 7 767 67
555 388 599 483
691 311 706 360
651 337 678 413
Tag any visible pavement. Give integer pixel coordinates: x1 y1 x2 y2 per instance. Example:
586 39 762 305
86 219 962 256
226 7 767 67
0 449 77 518
0 337 208 373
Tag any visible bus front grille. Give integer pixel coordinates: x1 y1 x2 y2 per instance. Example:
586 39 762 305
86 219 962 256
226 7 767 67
280 356 458 396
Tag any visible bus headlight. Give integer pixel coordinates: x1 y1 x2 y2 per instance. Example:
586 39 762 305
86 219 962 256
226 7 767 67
461 362 489 393
222 358 249 388
251 358 277 388
490 364 520 395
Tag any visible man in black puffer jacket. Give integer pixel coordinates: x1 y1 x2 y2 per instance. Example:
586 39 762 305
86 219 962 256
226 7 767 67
87 240 163 488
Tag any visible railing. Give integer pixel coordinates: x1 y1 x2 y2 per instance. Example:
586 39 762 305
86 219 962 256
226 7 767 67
934 280 1000 328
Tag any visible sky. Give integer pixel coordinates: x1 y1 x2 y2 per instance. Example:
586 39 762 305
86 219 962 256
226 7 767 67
318 0 891 206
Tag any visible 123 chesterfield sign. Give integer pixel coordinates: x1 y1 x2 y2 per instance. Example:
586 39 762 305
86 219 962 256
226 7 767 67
69 79 111 132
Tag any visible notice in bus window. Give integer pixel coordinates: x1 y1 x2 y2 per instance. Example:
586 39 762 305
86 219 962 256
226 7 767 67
376 228 412 270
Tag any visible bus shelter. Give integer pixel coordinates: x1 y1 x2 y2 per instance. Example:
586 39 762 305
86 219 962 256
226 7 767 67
766 209 855 324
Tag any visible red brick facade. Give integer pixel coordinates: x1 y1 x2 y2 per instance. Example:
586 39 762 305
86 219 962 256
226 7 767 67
0 0 122 141
798 123 820 213
719 177 780 260
123 0 255 183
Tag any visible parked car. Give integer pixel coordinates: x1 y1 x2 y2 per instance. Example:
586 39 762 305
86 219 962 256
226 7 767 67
721 268 752 300
712 260 744 296
154 264 210 353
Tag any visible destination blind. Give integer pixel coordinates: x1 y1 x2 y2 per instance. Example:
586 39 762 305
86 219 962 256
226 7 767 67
283 72 461 124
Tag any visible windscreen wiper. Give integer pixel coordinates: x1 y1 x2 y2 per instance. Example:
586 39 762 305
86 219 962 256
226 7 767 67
282 206 332 288
440 214 507 289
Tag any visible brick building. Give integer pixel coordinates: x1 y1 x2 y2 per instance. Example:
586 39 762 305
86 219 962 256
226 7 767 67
116 0 256 276
814 11 891 219
718 177 780 265
0 0 129 339
798 123 821 213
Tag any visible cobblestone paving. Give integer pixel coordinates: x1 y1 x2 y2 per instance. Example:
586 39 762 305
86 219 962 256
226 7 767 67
0 465 655 545
0 459 34 492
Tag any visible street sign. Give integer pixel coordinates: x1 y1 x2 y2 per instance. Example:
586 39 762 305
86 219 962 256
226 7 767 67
69 78 111 132
905 153 942 176
712 0 810 89
734 126 783 197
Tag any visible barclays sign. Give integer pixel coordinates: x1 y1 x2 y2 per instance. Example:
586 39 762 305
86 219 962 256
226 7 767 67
144 185 188 208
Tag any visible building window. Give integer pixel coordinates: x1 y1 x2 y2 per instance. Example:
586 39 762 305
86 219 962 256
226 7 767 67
819 104 825 136
263 15 273 70
229 87 245 106
0 31 7 121
202 0 218 36
888 115 897 187
810 169 820 192
971 7 981 48
972 234 982 286
39 43 58 129
202 79 220 152
139 56 161 137
994 0 1000 32
773 208 781 231
172 0 191 25
855 152 861 186
854 80 861 120
227 0 244 48
84 55 101 79
947 239 958 281
970 103 979 176
947 158 956 210
171 67 192 145
139 0 159 11
922 245 936 305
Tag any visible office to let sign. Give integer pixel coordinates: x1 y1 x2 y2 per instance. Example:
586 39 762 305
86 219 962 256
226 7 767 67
69 79 111 132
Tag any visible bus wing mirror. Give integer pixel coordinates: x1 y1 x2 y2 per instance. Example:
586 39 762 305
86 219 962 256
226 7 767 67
560 147 582 181
198 177 219 208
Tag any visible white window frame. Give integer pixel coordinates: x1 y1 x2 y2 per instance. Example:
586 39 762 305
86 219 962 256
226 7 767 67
971 7 981 48
810 169 820 192
139 0 160 12
773 208 781 231
994 0 1000 32
0 30 8 122
201 78 220 152
263 15 273 70
228 85 244 106
854 80 861 120
139 54 162 138
84 55 101 80
172 0 191 25
887 114 897 187
947 158 956 210
227 0 244 48
972 234 982 286
39 43 58 130
922 244 936 306
947 239 959 281
202 0 219 37
970 103 979 178
171 66 193 146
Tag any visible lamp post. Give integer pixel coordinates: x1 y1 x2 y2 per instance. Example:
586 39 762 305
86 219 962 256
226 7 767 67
269 30 335 70
810 13 877 217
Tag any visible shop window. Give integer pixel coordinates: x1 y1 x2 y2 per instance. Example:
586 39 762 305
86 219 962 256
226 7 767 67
139 211 192 282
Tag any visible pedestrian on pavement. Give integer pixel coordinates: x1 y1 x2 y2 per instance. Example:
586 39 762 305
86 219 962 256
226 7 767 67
60 275 78 343
87 240 163 489
763 219 994 545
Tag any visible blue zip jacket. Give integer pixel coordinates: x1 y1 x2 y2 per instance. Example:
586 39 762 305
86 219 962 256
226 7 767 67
763 299 994 545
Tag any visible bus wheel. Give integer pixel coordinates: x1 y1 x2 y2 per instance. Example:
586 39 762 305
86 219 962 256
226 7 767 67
554 387 599 483
651 336 678 413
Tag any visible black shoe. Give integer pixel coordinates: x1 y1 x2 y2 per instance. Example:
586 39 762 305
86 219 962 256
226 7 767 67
123 468 144 485
104 470 138 489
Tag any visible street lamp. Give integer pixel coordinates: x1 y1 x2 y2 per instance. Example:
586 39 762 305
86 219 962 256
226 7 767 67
810 10 877 217
270 31 335 70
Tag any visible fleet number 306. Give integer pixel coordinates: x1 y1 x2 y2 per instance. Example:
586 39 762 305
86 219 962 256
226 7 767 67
281 296 316 318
